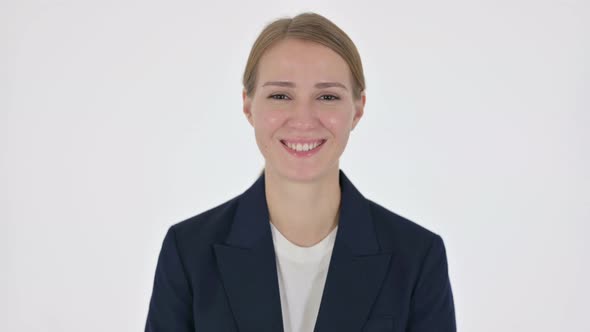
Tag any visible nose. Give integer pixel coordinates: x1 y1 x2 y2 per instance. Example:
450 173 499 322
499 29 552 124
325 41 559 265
286 99 320 130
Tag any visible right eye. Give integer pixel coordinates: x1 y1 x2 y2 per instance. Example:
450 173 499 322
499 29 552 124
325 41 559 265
269 94 289 100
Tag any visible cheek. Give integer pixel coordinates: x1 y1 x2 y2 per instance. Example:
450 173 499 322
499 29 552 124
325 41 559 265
257 112 285 135
264 113 283 128
322 112 353 135
253 109 287 153
252 105 285 132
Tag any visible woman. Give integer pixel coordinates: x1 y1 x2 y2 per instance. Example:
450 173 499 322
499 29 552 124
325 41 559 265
145 12 456 332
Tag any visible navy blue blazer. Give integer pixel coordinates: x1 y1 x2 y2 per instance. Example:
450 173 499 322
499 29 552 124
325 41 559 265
145 169 456 332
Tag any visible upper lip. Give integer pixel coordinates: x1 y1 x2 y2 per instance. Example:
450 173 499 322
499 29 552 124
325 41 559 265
280 138 327 144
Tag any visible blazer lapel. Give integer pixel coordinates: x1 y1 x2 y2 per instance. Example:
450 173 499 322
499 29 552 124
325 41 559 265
213 173 284 332
214 170 392 332
313 171 393 332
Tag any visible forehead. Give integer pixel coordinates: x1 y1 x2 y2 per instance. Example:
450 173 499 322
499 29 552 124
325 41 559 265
257 38 351 85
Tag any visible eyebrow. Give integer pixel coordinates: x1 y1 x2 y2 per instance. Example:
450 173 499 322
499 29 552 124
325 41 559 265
262 81 348 91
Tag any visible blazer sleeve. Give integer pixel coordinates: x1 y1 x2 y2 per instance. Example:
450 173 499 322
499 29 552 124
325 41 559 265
145 226 194 332
407 234 457 332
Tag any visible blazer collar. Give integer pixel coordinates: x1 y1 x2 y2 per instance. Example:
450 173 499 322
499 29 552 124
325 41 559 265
213 169 393 332
225 169 381 255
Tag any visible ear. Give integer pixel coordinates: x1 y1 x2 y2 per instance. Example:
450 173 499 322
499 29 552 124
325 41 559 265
351 91 366 131
242 89 254 127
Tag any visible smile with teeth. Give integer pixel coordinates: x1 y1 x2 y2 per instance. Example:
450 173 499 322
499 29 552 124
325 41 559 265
281 140 326 152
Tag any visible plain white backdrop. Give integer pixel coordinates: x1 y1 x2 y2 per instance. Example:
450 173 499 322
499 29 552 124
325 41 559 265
1 0 588 331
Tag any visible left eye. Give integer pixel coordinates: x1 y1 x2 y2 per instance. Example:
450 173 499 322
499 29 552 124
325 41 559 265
319 95 339 101
269 94 289 100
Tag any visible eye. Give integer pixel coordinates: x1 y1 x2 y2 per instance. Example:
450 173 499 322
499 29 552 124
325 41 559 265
319 94 340 101
268 94 290 100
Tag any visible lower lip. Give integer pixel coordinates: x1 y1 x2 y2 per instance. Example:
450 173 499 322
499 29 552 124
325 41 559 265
281 140 326 158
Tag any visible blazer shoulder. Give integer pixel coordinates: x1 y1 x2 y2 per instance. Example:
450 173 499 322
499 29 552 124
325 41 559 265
366 199 443 252
168 195 240 246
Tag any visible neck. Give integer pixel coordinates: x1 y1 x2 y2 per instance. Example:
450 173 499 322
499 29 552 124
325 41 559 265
265 166 341 247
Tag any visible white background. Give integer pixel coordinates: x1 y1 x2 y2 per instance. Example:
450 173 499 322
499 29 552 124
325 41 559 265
1 0 588 331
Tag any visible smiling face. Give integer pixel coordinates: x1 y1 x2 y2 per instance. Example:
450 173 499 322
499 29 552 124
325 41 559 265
243 38 365 182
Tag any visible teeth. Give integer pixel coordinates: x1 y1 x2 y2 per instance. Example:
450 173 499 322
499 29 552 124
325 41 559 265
284 140 323 152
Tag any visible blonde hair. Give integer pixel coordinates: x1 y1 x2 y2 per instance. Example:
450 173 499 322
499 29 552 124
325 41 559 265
242 12 366 101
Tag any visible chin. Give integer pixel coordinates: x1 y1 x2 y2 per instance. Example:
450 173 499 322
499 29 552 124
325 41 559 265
269 162 335 184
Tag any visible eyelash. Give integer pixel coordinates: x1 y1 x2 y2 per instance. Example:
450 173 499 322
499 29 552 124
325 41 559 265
268 94 340 101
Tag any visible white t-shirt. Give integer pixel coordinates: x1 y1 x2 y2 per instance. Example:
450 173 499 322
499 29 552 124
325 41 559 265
270 221 338 332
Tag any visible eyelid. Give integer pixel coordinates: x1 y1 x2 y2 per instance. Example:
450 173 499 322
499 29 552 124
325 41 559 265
267 93 340 101
268 93 291 100
319 94 340 100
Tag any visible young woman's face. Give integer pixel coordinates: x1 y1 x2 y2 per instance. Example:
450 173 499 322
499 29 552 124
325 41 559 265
243 38 365 182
